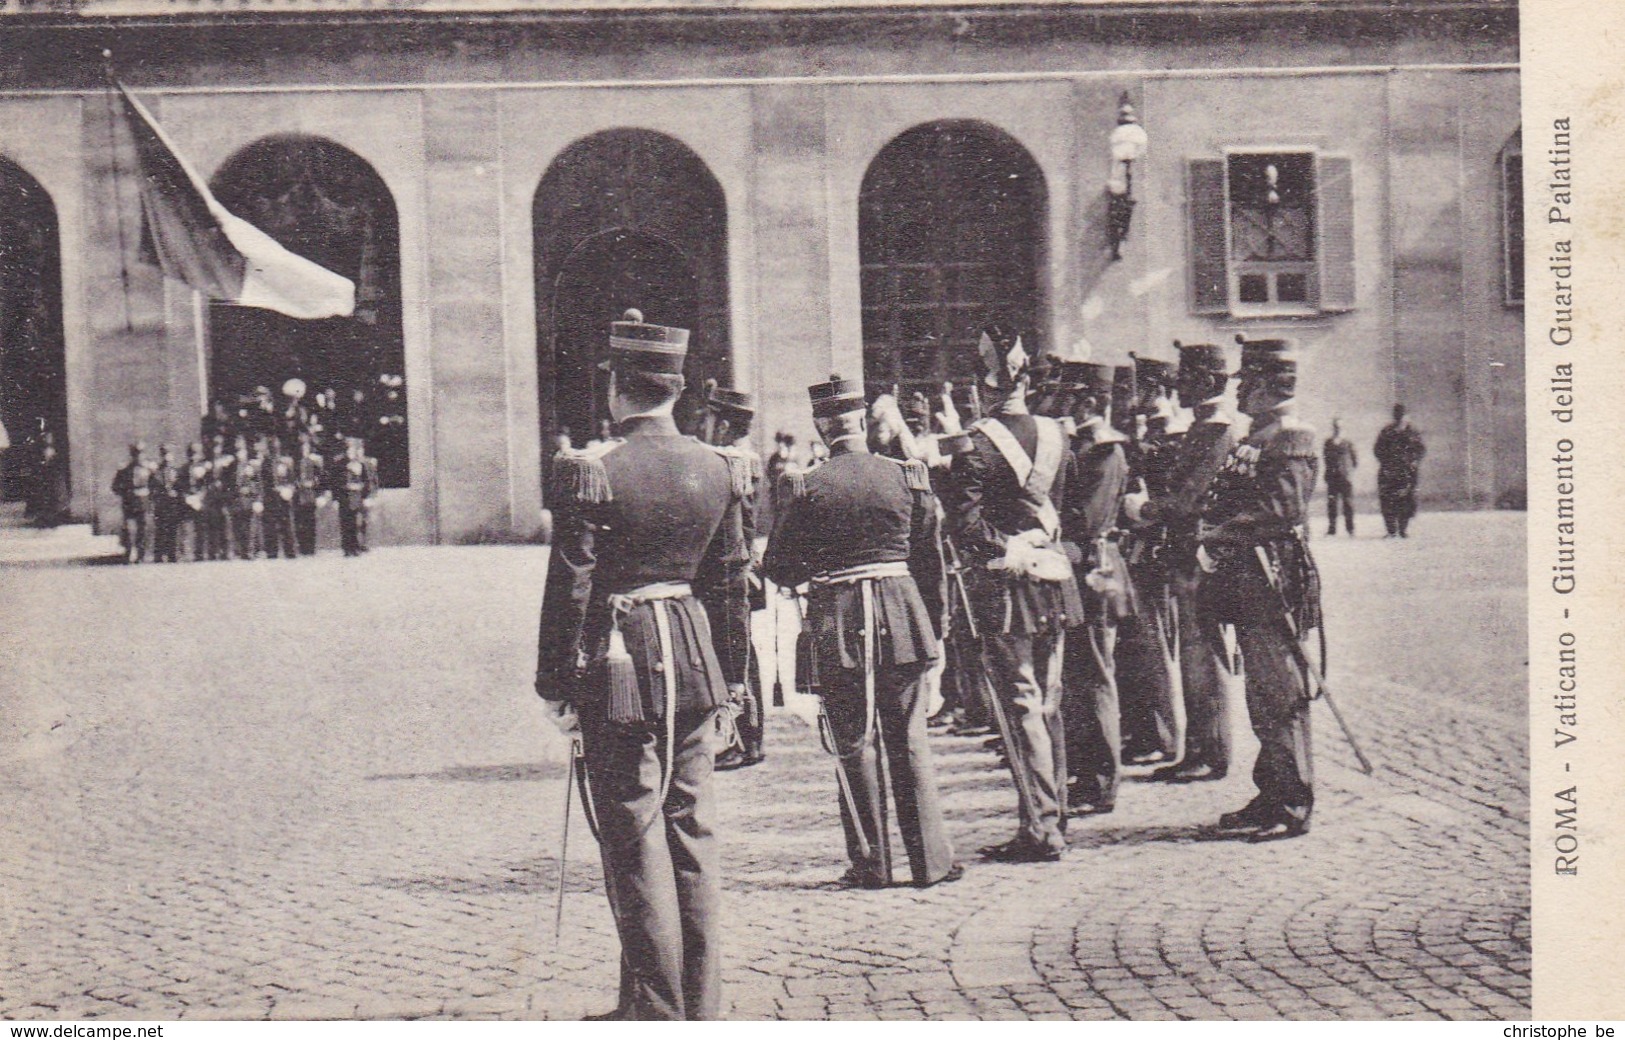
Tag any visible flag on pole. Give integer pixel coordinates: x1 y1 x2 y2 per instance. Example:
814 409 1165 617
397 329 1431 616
112 81 355 320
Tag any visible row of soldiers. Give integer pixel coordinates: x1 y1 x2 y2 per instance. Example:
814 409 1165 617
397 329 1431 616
111 432 380 564
532 309 1324 1019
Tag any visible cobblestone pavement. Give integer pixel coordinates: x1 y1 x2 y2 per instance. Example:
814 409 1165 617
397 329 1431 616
0 511 1529 1020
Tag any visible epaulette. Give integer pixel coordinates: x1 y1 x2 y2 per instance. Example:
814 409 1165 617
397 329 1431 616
883 453 933 492
707 443 761 498
776 467 809 501
550 440 620 505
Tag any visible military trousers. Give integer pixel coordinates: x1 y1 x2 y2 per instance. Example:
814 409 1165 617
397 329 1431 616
1235 621 1314 823
1325 476 1355 535
582 707 723 1021
1173 568 1230 773
264 502 298 559
1115 568 1181 761
981 629 1068 851
821 660 955 886
294 502 319 556
153 505 182 563
1062 614 1120 808
1378 475 1418 535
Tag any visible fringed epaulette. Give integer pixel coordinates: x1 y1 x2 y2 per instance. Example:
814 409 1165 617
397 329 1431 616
708 443 761 499
549 441 619 506
885 454 932 492
776 467 809 501
1276 423 1319 459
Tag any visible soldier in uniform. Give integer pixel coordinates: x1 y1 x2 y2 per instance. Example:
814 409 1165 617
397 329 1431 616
534 309 750 1020
1322 418 1358 536
150 444 184 563
180 443 210 561
939 327 1084 863
337 438 379 557
111 443 152 565
1198 337 1321 841
293 431 327 556
1374 404 1425 537
702 383 768 772
261 436 299 560
205 435 235 561
1059 363 1133 815
233 437 265 560
763 374 960 890
1114 354 1184 767
1125 343 1237 784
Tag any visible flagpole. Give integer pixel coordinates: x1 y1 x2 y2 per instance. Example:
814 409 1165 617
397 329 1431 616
192 290 209 418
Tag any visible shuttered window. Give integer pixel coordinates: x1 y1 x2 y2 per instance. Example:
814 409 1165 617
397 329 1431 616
1186 150 1356 316
1500 131 1523 307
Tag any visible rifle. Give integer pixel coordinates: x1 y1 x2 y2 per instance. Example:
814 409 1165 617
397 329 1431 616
1252 545 1374 775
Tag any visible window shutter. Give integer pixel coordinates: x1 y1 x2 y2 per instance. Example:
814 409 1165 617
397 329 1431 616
1186 158 1228 315
1316 154 1356 312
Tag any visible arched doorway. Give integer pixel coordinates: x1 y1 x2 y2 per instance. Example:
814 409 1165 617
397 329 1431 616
533 129 729 458
859 120 1048 395
208 136 409 487
0 156 68 516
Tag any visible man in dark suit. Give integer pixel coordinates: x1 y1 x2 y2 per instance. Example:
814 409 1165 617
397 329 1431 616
1125 342 1238 784
763 374 960 890
938 327 1085 863
534 309 750 1021
1374 404 1425 537
1199 337 1322 842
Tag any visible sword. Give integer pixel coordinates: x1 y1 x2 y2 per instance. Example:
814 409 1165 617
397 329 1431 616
1252 545 1374 775
554 737 578 945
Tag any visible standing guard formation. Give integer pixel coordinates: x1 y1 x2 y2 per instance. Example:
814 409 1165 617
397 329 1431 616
531 314 1340 1019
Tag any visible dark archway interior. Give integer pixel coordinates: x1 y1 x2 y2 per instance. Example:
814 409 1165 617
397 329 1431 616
533 129 730 462
208 136 408 487
0 157 68 507
859 120 1048 396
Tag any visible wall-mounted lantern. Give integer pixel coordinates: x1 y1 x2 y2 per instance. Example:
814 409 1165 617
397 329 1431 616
1106 92 1148 261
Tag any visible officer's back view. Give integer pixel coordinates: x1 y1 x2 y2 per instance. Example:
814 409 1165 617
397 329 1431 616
534 309 750 1021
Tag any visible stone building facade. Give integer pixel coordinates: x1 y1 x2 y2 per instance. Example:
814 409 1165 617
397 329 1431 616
0 0 1523 544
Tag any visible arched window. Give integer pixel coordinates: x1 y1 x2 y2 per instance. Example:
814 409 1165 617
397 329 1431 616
859 121 1047 395
533 129 730 456
0 156 69 517
208 136 408 487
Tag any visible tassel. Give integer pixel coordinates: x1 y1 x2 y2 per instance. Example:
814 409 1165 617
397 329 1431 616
550 451 612 505
604 626 642 723
780 468 808 501
720 449 753 499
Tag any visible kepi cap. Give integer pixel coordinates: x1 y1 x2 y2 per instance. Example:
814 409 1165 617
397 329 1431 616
600 308 690 374
809 374 866 418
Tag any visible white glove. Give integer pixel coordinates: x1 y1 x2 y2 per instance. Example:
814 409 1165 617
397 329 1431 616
1196 544 1217 574
1123 490 1150 524
538 699 579 737
936 390 963 435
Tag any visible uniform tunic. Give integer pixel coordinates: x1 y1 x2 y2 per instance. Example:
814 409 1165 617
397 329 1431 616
938 406 1082 851
1198 413 1321 824
1061 423 1130 808
763 448 954 886
536 412 749 1021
